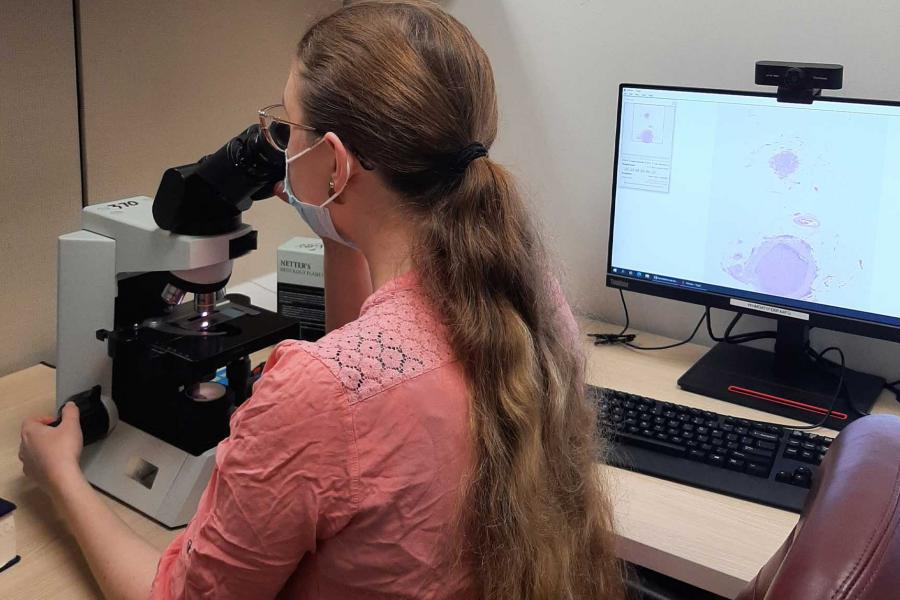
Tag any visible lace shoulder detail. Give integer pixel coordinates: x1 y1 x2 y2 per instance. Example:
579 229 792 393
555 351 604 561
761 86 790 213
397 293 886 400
298 278 454 405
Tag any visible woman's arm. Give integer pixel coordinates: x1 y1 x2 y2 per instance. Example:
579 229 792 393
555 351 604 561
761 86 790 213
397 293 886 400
323 238 372 332
19 404 160 600
50 467 160 599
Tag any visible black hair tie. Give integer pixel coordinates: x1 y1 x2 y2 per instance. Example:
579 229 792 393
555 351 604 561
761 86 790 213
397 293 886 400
446 142 489 176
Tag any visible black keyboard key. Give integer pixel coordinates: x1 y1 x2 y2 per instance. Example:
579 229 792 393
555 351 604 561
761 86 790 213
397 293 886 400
791 473 811 488
688 449 706 461
800 450 815 463
670 436 683 445
747 462 771 478
751 430 779 443
617 432 686 457
740 444 774 461
735 426 748 436
726 458 746 471
784 447 799 459
707 453 725 466
756 440 777 451
775 470 792 483
726 433 739 442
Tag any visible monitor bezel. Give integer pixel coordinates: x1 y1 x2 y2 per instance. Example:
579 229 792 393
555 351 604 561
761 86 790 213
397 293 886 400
607 82 900 344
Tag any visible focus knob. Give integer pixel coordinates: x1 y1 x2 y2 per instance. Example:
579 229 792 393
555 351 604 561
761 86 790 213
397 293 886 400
51 385 118 445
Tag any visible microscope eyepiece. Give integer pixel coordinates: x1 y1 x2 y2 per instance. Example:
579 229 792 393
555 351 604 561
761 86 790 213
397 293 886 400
153 124 285 235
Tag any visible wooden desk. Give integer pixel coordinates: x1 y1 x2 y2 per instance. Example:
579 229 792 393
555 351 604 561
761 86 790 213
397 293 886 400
579 316 900 598
1 320 898 599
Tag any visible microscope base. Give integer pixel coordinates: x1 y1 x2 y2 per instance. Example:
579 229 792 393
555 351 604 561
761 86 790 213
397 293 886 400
81 421 216 529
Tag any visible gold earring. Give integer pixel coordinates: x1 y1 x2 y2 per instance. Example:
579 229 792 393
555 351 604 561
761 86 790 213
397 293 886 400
328 179 335 195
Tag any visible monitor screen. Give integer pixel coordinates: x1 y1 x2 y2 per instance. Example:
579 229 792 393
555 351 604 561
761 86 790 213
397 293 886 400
609 84 900 331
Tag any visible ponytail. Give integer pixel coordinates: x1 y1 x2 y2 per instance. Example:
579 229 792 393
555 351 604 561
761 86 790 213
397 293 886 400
414 159 623 599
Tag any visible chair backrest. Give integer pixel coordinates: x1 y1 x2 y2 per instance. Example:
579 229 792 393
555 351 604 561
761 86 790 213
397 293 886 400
737 414 900 600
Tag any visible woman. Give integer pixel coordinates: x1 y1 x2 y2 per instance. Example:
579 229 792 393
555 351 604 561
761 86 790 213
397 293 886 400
19 1 623 598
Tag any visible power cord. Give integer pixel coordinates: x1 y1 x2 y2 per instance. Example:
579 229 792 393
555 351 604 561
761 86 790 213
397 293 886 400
587 290 636 345
589 290 767 350
706 310 777 345
783 346 847 430
587 290 704 350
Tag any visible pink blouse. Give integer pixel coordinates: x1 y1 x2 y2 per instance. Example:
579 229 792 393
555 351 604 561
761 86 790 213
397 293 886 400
151 272 476 599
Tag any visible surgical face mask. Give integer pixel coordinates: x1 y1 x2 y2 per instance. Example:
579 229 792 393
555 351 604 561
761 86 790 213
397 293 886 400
284 138 356 248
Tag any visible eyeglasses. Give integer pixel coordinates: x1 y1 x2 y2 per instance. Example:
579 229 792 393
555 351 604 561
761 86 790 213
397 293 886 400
258 104 317 152
257 103 376 171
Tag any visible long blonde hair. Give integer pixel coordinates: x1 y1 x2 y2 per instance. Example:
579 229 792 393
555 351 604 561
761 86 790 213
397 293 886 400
297 2 623 598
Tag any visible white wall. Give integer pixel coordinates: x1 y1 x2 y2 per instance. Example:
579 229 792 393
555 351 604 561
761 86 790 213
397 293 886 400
0 0 82 376
78 0 341 284
445 0 900 381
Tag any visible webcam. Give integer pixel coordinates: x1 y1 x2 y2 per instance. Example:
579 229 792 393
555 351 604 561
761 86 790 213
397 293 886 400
755 61 843 103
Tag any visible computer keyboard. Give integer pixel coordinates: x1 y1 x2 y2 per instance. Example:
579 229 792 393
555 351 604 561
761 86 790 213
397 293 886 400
591 385 834 512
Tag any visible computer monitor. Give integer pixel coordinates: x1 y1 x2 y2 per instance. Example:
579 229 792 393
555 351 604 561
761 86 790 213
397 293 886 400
607 84 900 429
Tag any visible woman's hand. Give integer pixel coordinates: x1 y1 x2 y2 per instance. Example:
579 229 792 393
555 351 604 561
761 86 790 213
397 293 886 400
19 402 84 493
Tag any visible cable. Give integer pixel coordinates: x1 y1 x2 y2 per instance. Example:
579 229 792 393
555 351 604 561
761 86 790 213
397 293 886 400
623 312 706 351
588 289 702 348
705 308 776 345
783 345 846 431
590 291 772 350
587 289 636 345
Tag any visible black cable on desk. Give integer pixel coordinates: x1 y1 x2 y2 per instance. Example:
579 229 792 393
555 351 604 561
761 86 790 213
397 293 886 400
587 289 636 345
705 308 776 345
783 345 846 431
589 292 781 350
623 312 706 351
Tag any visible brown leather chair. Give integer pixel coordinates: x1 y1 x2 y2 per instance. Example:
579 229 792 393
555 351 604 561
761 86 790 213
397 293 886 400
737 414 900 600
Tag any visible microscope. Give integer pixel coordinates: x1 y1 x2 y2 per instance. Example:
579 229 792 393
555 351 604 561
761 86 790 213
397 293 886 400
56 125 300 528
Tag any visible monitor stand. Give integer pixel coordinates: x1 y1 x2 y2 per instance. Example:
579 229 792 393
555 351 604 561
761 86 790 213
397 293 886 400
677 320 883 430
